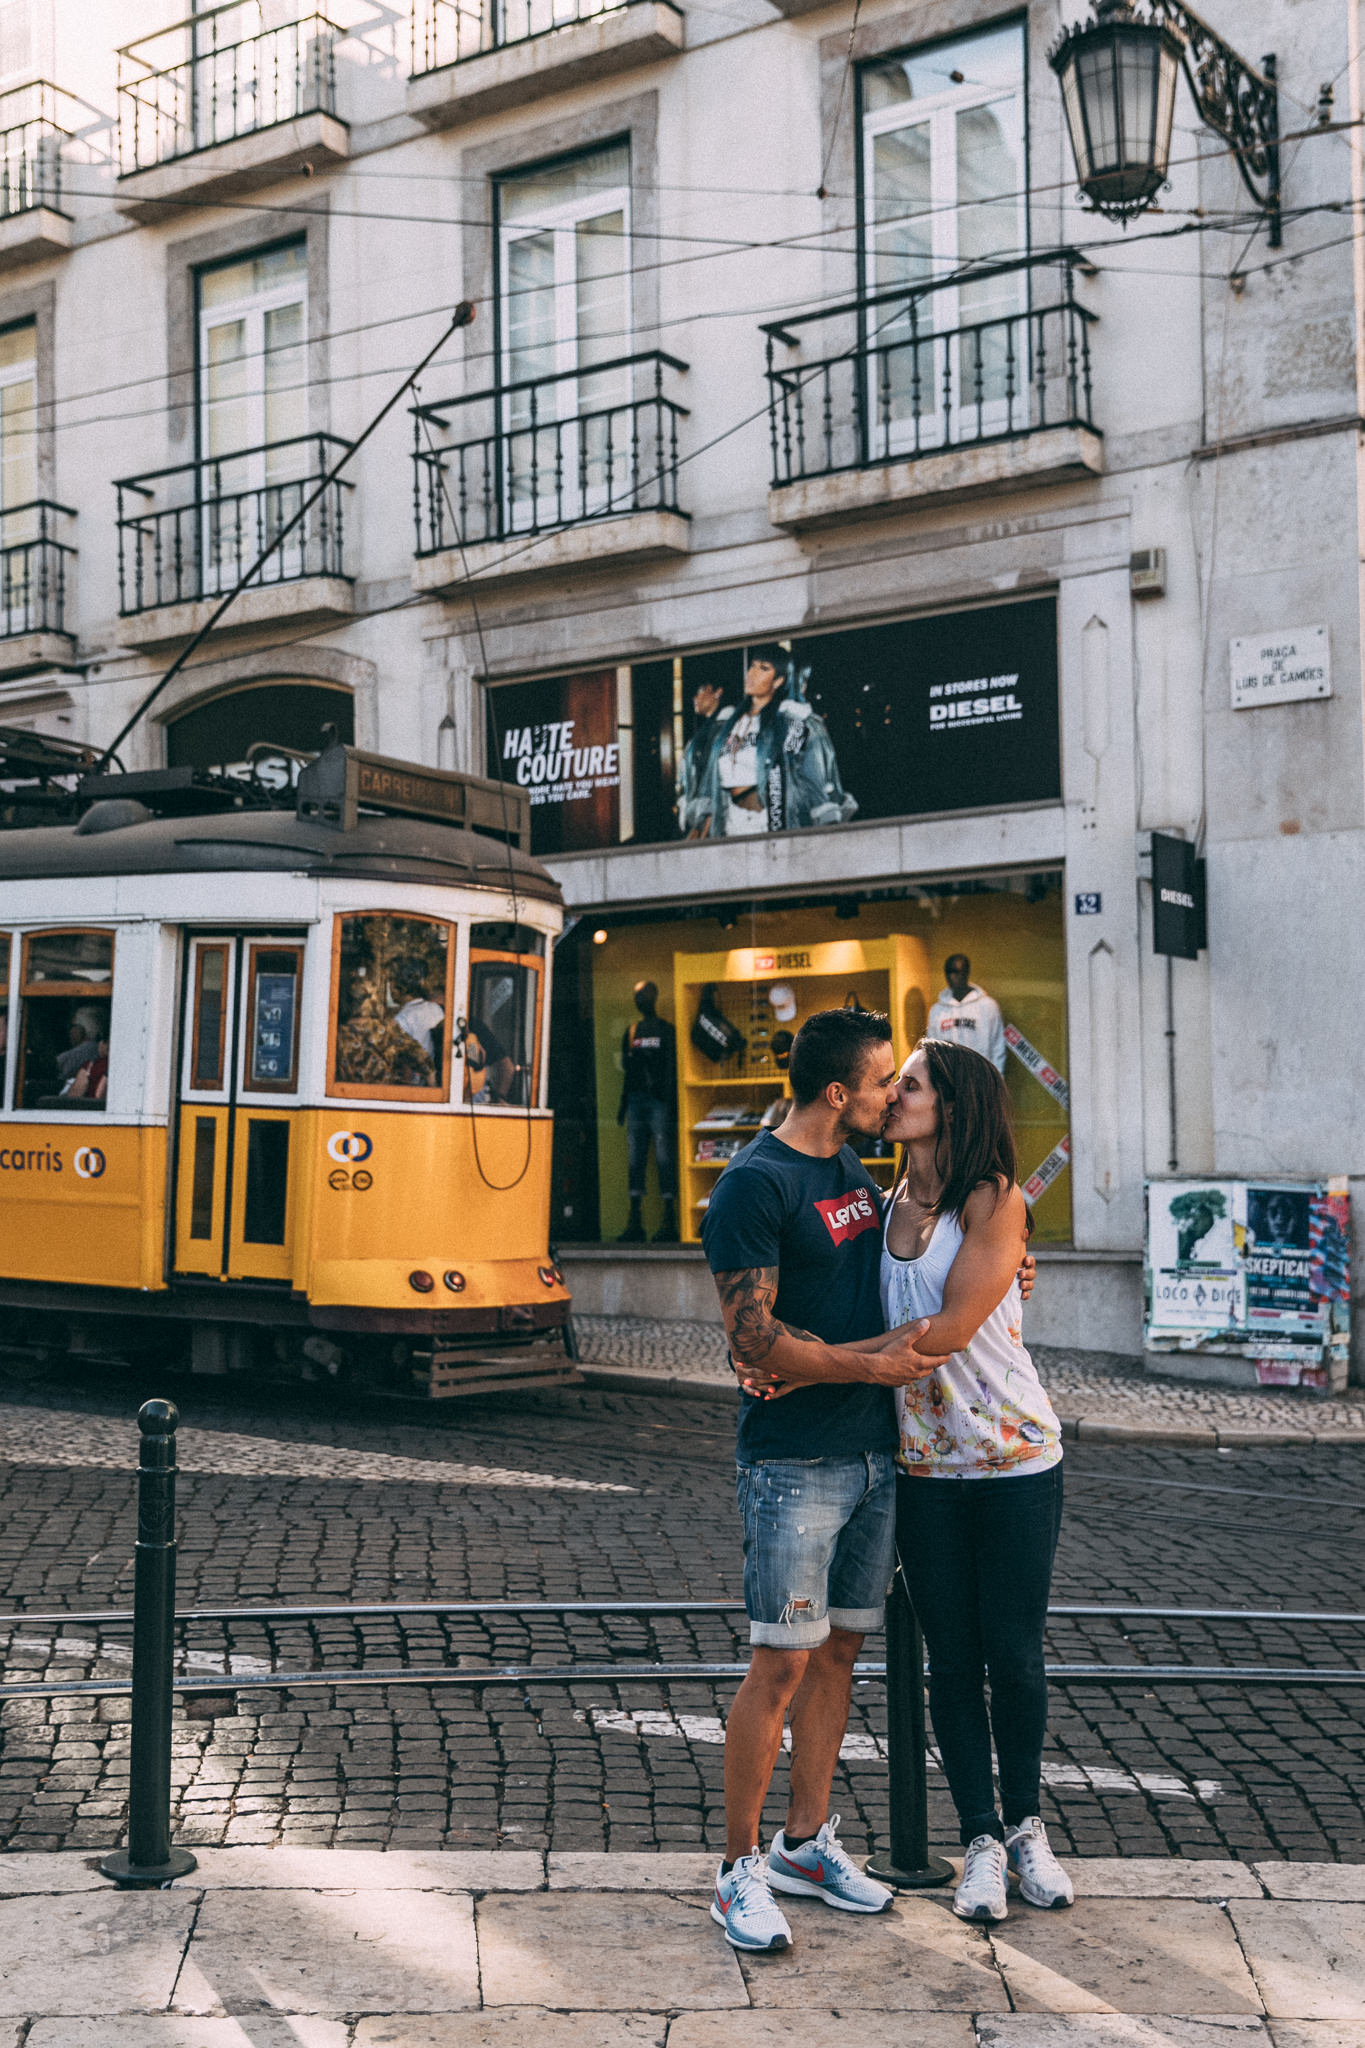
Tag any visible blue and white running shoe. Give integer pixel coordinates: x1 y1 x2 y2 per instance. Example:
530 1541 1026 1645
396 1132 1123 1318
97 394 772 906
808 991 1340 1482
767 1814 894 1914
712 1848 793 1951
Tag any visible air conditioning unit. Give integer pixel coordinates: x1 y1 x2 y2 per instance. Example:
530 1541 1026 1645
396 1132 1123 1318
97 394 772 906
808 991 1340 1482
1130 548 1167 599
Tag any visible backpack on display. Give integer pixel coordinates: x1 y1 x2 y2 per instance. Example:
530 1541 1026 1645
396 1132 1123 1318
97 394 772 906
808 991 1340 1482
691 983 746 1064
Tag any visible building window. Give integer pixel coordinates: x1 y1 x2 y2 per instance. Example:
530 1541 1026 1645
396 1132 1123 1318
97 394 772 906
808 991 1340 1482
862 22 1026 434
0 0 33 90
0 319 35 535
16 927 113 1111
164 679 353 785
198 240 308 575
497 142 631 524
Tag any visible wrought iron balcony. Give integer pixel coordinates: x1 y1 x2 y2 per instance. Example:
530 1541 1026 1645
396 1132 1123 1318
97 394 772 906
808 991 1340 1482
412 351 687 552
0 83 71 219
0 501 74 640
763 253 1099 490
116 434 351 618
118 3 339 173
412 0 641 70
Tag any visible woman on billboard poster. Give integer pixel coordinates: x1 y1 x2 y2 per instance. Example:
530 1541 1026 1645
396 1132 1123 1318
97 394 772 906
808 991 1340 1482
692 644 857 838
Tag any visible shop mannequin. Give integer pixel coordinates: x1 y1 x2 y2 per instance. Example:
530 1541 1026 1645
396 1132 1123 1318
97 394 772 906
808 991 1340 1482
617 980 679 1242
926 953 1006 1073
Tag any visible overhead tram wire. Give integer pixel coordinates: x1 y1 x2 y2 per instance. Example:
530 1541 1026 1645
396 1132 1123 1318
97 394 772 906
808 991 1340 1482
94 300 478 770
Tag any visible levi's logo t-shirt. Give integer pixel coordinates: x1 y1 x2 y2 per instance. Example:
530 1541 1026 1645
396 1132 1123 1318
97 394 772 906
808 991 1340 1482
702 1128 896 1463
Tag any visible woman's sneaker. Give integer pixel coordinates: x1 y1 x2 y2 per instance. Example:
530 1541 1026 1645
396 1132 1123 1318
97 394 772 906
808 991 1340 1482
712 1849 793 1952
1005 1817 1074 1909
953 1833 1009 1922
768 1814 894 1913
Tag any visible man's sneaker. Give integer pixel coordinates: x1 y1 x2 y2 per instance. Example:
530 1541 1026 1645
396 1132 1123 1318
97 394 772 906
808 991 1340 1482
1005 1817 1074 1909
711 1849 793 1952
953 1833 1009 1922
768 1814 893 1914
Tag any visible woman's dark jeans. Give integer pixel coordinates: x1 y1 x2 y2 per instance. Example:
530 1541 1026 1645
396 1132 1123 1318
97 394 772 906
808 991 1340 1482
896 1463 1064 1846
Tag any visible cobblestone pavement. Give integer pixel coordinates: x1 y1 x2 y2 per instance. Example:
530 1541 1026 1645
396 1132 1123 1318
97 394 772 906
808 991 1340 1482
575 1315 1365 1431
0 1365 1361 1867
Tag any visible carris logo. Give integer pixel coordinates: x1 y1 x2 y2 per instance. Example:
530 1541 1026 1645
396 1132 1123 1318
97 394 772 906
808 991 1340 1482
73 1148 106 1180
327 1131 373 1163
815 1189 878 1246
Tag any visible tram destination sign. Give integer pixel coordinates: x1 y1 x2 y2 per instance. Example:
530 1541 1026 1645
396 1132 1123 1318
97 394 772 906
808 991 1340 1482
297 745 529 847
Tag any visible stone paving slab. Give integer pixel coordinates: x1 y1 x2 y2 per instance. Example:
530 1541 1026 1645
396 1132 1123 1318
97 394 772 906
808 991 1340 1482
1049 1859 1265 1899
187 1847 545 1891
669 2016 975 2046
175 1888 480 2017
736 1894 1008 2011
1229 1903 1365 2021
990 1900 1264 2016
476 1891 746 2010
1255 1866 1365 1902
1267 2028 1365 2047
28 2025 347 2047
977 2023 1271 2047
0 1853 109 1894
549 1851 715 1890
355 2020 668 2046
0 1890 197 2017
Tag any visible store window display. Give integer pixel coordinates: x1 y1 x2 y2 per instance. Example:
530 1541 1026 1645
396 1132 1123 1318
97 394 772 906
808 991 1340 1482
926 954 1007 1073
564 875 1070 1247
617 980 679 1242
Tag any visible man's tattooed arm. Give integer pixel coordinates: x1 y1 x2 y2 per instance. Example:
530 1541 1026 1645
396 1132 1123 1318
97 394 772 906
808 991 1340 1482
712 1268 949 1391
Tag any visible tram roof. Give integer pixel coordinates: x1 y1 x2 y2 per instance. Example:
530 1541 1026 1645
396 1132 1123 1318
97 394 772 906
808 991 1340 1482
0 805 562 903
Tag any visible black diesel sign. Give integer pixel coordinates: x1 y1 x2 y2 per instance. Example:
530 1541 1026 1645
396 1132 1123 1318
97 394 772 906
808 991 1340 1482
1151 832 1205 959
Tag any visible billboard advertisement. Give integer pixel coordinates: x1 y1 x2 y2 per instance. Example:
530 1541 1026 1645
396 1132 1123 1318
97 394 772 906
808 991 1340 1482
1144 1178 1351 1391
490 600 1059 858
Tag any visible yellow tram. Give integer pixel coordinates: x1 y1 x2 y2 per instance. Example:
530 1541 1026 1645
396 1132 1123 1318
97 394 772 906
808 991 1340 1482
0 741 573 1398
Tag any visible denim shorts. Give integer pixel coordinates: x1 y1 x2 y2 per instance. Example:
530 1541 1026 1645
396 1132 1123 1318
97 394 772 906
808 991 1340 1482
736 1452 897 1649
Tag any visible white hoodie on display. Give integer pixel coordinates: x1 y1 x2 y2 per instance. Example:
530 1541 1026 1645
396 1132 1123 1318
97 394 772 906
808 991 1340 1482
926 983 1006 1073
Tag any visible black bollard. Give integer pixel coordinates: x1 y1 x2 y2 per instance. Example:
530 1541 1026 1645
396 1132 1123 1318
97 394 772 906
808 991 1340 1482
865 1561 954 1890
100 1400 198 1887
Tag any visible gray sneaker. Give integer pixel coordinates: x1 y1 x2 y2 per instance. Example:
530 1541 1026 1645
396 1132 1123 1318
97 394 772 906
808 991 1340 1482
953 1832 1009 1922
1006 1816 1074 1908
712 1848 793 1952
768 1815 894 1914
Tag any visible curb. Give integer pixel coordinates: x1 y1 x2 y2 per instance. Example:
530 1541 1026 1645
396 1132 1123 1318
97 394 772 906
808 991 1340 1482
576 1365 1365 1449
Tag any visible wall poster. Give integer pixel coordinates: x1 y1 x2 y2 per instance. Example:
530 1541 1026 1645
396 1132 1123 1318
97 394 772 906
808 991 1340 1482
490 600 1060 858
1145 1178 1351 1391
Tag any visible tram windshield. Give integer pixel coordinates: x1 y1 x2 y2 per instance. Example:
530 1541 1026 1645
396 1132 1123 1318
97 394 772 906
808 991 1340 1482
17 929 114 1112
0 935 7 1103
465 923 544 1108
330 913 454 1098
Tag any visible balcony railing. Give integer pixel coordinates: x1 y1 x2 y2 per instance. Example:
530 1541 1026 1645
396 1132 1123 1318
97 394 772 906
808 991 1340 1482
762 253 1098 488
0 501 74 638
118 3 339 174
0 83 71 218
116 434 351 617
412 351 687 551
412 0 637 71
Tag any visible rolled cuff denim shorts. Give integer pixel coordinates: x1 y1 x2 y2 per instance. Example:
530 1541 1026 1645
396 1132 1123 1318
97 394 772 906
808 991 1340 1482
736 1452 897 1648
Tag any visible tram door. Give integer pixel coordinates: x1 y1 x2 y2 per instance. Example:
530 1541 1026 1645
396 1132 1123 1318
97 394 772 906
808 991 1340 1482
172 933 306 1282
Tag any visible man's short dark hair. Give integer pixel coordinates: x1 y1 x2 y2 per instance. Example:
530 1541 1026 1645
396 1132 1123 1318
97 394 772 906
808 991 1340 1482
787 1007 893 1106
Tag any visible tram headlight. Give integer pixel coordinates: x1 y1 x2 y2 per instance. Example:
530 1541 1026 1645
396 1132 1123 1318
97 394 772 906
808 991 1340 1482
538 1265 558 1288
408 1270 435 1294
442 1269 466 1293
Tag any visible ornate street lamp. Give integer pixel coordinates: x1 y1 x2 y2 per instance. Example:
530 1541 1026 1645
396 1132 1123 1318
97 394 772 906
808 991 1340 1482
1050 0 1281 246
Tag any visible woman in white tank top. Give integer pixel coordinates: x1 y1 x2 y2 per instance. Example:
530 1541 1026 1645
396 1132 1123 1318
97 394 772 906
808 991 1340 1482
880 1038 1072 1925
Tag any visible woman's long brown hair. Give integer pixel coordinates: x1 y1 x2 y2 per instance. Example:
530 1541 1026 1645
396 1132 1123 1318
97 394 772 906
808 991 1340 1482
893 1037 1029 1231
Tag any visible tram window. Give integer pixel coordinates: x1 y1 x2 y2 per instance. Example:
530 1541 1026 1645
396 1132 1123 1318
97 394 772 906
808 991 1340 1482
191 944 230 1090
244 945 303 1093
0 934 8 1105
330 913 454 1098
17 929 114 1112
466 927 542 1108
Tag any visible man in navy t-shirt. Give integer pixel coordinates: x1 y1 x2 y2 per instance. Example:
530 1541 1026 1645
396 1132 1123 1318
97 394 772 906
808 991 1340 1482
701 1007 951 1952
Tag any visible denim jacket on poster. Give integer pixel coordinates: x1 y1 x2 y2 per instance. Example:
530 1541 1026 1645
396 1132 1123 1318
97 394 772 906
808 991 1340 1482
678 706 735 834
696 689 858 835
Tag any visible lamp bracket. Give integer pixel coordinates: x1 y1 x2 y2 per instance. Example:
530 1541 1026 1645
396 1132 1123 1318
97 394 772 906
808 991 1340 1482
1140 0 1281 241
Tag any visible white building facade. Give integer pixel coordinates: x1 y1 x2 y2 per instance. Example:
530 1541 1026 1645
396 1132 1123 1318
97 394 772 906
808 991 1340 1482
1 0 1362 1380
